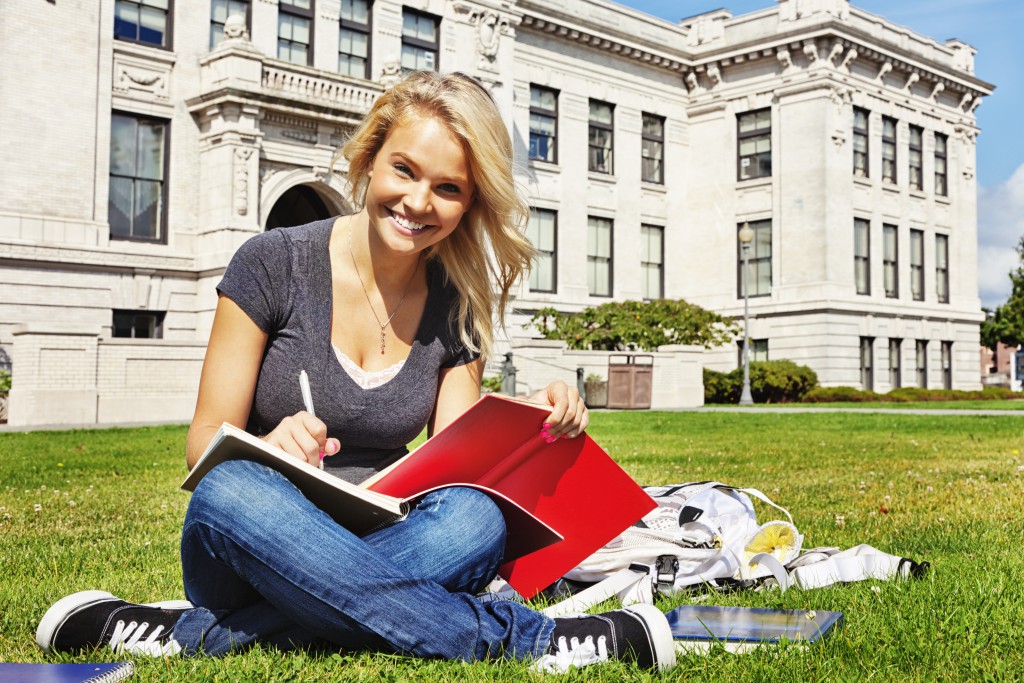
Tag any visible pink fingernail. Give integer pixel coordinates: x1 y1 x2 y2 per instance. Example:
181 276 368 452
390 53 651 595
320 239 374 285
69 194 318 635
543 423 553 429
545 436 557 444
319 450 326 461
541 430 551 440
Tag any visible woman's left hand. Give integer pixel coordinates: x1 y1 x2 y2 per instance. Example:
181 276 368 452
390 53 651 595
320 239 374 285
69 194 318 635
528 380 589 442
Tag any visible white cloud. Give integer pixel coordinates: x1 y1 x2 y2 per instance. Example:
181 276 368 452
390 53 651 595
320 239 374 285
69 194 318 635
977 163 1024 308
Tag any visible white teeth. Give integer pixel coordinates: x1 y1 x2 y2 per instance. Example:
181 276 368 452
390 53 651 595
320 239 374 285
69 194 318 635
390 210 427 231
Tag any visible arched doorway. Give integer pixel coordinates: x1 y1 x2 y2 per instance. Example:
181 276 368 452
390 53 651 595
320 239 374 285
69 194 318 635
265 184 332 230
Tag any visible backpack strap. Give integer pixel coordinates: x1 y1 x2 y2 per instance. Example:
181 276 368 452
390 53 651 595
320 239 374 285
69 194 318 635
542 565 652 618
724 485 794 524
788 544 929 589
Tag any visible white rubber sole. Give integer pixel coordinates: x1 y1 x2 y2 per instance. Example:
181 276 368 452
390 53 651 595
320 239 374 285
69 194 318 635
146 599 193 609
624 603 678 672
35 589 117 653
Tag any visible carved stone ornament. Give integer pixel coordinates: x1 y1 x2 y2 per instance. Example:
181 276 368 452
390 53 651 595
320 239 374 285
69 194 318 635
223 14 249 41
471 10 509 73
114 60 170 101
827 42 844 65
875 61 892 82
380 58 402 90
959 92 973 110
930 82 945 102
685 71 699 92
903 72 920 93
706 63 721 88
234 148 253 216
776 48 792 71
803 41 819 63
840 48 857 71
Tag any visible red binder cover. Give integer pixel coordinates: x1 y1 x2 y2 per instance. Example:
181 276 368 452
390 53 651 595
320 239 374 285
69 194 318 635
366 395 656 598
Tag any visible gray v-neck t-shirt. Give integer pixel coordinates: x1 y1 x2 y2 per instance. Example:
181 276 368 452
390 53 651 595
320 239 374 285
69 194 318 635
217 217 478 483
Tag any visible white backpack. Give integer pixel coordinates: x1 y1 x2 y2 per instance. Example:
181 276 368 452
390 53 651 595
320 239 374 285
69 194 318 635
563 482 802 591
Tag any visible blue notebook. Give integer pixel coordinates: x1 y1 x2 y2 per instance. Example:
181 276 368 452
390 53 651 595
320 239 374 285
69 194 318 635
666 605 844 653
0 662 134 682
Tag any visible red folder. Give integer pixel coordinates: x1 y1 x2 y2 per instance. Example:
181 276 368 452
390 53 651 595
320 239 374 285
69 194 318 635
366 395 656 598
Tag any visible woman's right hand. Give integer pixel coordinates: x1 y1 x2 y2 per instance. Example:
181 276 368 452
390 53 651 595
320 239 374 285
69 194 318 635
262 412 341 467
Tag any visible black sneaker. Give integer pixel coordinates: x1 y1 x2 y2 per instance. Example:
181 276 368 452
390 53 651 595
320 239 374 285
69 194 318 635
536 604 676 672
36 590 190 656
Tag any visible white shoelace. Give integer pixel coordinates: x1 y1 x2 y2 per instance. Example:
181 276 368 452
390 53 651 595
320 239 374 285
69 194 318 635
533 634 609 673
108 619 183 657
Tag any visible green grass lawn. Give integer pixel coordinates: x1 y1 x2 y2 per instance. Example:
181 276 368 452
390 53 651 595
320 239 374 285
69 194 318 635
2 411 1023 681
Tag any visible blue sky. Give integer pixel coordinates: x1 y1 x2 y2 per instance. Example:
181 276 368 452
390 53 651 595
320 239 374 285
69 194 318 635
618 0 1023 308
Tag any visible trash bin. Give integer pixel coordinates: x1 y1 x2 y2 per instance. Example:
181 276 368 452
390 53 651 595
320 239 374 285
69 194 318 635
606 354 653 409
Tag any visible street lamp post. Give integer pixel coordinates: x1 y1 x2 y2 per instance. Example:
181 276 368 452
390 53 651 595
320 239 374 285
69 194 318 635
738 222 754 406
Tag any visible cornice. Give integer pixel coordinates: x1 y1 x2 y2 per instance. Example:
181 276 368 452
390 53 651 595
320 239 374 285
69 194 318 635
516 6 990 113
517 13 689 73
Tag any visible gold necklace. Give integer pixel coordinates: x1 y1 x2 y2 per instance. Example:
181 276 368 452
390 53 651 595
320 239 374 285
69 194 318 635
348 225 420 355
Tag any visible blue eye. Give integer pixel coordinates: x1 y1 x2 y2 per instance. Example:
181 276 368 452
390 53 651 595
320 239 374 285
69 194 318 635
439 183 462 194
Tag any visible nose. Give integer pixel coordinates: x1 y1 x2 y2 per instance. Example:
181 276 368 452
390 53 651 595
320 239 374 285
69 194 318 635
405 182 432 215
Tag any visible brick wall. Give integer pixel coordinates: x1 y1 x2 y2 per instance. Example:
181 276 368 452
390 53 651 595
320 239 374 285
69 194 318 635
8 324 203 426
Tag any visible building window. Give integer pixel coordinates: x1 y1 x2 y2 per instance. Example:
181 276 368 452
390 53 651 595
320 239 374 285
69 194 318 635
278 0 313 66
587 216 613 296
883 223 898 298
113 310 165 339
737 109 771 180
641 225 664 300
529 85 558 163
910 228 924 301
210 0 249 48
737 339 769 367
854 218 871 295
526 208 557 293
738 220 772 297
338 0 371 78
916 340 928 388
860 337 874 391
401 9 438 72
881 116 897 184
114 0 171 48
936 233 950 304
941 341 953 390
588 100 614 174
935 132 948 196
853 107 869 178
889 338 902 389
908 125 923 191
109 113 167 242
641 113 665 184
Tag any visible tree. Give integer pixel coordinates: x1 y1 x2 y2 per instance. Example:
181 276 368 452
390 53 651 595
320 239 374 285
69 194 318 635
529 299 740 351
983 236 1024 350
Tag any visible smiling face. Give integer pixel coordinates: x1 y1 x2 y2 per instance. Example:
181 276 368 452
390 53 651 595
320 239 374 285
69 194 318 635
364 114 475 258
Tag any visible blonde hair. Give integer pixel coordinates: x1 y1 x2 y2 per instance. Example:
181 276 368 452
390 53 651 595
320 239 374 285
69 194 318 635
338 71 533 360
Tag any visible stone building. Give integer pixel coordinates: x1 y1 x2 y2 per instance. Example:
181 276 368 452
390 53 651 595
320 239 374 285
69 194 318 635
0 0 992 425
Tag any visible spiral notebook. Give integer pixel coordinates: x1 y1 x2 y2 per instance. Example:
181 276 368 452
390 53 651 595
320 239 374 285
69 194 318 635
0 662 134 682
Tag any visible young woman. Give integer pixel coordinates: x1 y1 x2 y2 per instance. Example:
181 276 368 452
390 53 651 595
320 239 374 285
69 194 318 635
36 71 675 673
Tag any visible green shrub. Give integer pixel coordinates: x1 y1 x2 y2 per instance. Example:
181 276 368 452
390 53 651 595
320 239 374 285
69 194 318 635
802 385 1022 403
802 386 879 403
0 370 10 393
703 367 740 404
480 375 502 393
749 360 818 403
704 360 818 404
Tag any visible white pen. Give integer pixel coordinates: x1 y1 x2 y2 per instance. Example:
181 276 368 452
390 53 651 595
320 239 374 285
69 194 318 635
298 370 324 469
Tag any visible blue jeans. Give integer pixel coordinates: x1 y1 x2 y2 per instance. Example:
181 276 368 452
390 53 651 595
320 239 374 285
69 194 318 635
172 459 555 661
